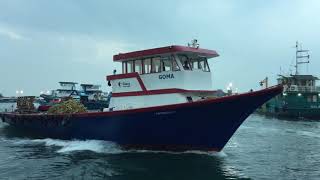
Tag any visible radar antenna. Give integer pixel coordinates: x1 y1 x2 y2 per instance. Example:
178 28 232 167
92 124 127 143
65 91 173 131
188 39 199 48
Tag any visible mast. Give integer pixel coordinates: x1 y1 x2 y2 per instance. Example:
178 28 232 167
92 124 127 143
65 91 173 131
295 41 310 75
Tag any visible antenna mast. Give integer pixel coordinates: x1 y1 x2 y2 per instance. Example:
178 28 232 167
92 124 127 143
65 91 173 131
295 41 310 75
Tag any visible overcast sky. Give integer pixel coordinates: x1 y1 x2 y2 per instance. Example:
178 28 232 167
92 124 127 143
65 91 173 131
0 0 319 96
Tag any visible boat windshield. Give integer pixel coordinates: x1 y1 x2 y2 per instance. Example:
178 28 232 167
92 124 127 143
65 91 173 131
178 55 210 72
121 56 180 74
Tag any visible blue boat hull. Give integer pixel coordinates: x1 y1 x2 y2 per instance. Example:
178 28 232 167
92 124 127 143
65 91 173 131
0 86 282 151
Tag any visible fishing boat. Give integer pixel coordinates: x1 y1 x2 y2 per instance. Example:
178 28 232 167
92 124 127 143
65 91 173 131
0 41 282 151
79 84 110 110
38 82 109 111
39 82 79 102
258 42 320 119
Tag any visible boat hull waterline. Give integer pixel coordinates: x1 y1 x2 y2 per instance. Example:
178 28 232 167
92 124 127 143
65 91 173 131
0 86 282 152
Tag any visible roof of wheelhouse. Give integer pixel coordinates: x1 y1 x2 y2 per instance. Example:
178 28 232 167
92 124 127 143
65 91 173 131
59 82 78 85
291 75 319 80
113 45 219 61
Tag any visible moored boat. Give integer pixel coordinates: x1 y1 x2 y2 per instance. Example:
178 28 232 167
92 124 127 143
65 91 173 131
79 84 110 111
39 82 110 111
0 41 282 151
258 42 320 119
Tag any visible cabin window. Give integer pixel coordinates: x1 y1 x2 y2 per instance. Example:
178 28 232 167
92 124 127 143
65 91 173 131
199 58 210 72
144 58 151 74
313 95 317 102
310 80 314 86
152 57 161 73
122 62 126 74
178 55 192 70
126 61 134 73
190 59 200 70
172 57 180 71
181 56 210 72
135 59 143 74
161 57 172 71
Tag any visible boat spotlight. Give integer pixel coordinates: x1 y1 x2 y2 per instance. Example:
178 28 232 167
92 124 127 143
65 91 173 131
283 93 287 96
226 82 233 90
297 93 302 96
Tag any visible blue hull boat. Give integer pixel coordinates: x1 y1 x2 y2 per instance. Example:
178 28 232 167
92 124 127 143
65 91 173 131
0 86 282 152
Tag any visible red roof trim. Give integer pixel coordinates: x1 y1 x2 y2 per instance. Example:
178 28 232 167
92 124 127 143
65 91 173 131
111 88 217 97
107 73 138 81
113 45 219 61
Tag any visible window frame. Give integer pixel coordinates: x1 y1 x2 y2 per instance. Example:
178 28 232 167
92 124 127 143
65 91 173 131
171 55 180 71
126 60 134 73
122 55 181 74
122 61 127 74
178 55 192 71
143 58 152 74
134 59 143 74
151 56 162 73
161 56 173 72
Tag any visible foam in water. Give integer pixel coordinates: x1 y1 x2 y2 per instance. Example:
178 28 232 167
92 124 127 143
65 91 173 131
33 139 125 154
297 130 320 138
6 138 123 154
3 137 227 157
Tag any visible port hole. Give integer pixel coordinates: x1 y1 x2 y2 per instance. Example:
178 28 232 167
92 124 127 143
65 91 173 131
186 96 193 102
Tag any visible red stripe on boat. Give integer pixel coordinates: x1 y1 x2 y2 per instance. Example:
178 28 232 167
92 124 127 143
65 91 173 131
73 85 283 117
107 73 139 81
136 75 147 92
1 85 283 118
111 88 217 97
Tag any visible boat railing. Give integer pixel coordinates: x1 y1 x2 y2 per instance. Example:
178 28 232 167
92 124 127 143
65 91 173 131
284 85 320 92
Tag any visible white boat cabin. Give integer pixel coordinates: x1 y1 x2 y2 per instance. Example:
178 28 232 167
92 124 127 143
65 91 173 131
278 75 320 93
80 84 103 100
54 82 79 98
106 45 220 110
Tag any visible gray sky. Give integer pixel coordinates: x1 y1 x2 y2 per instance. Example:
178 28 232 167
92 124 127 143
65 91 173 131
0 0 319 96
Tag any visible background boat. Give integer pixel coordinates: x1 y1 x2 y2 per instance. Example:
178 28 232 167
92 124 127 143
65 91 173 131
258 42 320 119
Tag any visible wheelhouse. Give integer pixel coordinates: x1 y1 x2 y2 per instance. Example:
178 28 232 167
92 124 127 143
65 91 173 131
114 45 218 75
107 45 220 110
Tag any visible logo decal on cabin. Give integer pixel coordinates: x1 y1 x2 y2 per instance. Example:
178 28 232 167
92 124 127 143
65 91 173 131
159 74 175 80
118 82 131 87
